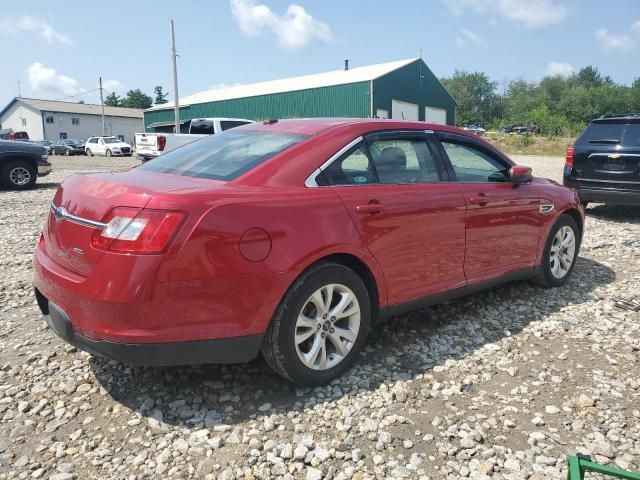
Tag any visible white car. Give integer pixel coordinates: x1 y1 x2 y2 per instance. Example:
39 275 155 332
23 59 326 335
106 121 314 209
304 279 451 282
85 137 133 157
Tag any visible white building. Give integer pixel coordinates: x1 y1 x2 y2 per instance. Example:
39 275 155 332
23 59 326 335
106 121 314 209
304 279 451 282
0 97 144 143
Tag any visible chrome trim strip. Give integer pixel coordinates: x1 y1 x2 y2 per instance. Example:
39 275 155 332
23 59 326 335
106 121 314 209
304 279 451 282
304 136 364 188
588 153 640 158
50 203 107 229
575 178 640 185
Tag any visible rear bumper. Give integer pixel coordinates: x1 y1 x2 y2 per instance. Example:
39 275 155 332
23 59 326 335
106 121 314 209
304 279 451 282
564 177 640 206
40 297 263 365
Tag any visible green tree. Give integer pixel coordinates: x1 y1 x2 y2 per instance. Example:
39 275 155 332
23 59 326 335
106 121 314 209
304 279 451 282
104 92 122 107
441 70 498 125
153 86 169 105
122 89 153 109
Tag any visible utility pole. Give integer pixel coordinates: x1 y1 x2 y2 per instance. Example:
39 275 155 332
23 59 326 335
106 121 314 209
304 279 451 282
170 20 180 133
99 76 106 136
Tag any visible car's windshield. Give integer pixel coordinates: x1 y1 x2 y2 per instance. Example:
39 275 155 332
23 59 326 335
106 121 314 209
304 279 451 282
103 137 119 144
577 121 640 146
139 129 308 181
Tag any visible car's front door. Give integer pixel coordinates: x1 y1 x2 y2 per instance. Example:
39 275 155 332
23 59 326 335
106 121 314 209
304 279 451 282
436 132 542 283
318 132 467 305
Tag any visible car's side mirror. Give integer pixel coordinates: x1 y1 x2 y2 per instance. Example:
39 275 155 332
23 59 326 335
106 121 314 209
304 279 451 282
509 165 533 184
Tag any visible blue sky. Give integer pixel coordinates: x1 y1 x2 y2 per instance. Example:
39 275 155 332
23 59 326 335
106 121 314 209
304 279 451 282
1 0 639 107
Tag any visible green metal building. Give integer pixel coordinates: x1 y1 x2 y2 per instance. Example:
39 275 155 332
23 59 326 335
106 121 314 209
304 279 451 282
144 58 457 132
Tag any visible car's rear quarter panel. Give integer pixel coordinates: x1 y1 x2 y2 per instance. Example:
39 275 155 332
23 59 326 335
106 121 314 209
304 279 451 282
152 187 386 336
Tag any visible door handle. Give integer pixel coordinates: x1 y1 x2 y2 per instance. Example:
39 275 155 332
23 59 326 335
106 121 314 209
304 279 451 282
469 193 488 206
356 203 382 214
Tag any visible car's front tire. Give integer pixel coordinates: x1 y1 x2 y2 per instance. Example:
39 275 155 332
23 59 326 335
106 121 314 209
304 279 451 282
106 149 112 157
1 160 37 190
262 262 371 386
535 214 580 288
86 149 93 157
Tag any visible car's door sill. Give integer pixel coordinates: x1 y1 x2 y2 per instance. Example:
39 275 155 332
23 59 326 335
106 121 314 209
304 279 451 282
378 266 537 322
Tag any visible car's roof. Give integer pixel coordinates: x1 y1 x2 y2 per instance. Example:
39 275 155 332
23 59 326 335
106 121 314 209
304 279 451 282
241 118 461 136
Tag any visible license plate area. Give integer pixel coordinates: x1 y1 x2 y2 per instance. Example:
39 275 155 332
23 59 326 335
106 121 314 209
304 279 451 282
604 158 625 171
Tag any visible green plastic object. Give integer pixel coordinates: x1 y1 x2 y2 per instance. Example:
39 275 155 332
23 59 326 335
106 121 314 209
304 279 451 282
567 455 640 480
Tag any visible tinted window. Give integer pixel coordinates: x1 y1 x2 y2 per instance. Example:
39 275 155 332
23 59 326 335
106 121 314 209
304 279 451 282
139 129 308 181
370 139 439 184
441 141 508 182
190 120 215 135
576 121 640 146
220 120 251 131
321 143 375 186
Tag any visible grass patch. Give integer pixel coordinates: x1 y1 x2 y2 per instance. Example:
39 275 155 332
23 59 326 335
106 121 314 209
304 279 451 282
485 133 575 157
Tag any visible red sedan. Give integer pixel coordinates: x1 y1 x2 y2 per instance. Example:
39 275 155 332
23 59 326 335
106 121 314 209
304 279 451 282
34 119 584 385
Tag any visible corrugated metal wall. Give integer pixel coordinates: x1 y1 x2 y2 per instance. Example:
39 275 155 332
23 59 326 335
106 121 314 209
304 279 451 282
144 82 370 131
373 59 457 125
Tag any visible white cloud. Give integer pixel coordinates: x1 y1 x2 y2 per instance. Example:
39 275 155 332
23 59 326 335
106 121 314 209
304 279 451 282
101 79 125 94
545 62 575 77
632 20 640 33
0 16 73 45
208 82 243 90
230 0 333 50
595 28 636 52
456 28 487 49
27 63 79 96
442 0 568 28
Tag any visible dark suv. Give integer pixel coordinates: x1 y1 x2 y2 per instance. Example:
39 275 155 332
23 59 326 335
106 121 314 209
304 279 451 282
564 114 640 206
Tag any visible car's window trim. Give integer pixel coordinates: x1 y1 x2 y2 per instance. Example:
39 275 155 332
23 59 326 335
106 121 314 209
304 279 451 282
306 130 448 188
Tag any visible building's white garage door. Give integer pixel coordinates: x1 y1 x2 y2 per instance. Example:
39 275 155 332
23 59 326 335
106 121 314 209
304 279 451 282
425 106 447 125
391 100 419 121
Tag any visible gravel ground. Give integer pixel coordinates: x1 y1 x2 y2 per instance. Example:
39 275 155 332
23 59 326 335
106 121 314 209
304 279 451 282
0 154 639 480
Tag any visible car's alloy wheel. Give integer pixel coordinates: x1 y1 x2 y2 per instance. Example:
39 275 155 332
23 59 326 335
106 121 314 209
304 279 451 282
106 150 112 157
86 149 92 157
65 149 70 156
535 214 580 288
1 161 36 190
294 284 360 371
262 262 370 385
549 226 576 279
9 166 31 186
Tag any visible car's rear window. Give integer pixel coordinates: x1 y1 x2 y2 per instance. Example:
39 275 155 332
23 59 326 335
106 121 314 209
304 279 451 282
139 129 308 181
577 121 640 146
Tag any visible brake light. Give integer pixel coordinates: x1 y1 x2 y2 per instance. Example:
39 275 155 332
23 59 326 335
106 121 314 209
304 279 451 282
91 207 186 254
157 135 167 151
565 146 574 168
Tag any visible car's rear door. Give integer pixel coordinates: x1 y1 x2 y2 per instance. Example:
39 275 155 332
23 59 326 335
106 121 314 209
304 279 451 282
435 132 541 283
318 131 467 305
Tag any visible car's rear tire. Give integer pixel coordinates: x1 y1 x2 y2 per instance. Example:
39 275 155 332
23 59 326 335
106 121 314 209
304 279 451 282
106 149 112 157
534 214 580 288
261 262 371 386
86 149 93 157
1 160 37 190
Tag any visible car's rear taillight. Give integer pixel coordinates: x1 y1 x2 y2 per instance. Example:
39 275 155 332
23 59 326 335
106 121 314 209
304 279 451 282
91 207 186 254
157 136 167 151
565 146 574 168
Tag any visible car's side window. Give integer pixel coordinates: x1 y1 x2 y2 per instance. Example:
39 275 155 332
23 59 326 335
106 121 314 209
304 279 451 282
441 141 509 182
370 139 439 184
320 143 376 186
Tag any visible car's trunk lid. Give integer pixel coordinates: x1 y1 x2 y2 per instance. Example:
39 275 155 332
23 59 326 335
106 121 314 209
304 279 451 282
45 169 220 276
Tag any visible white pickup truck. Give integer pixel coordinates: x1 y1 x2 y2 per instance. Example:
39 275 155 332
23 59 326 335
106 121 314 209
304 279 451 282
135 117 253 161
